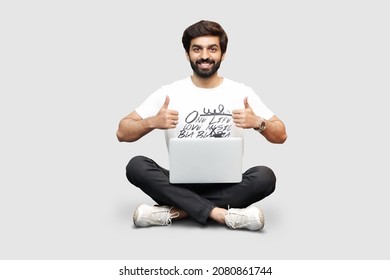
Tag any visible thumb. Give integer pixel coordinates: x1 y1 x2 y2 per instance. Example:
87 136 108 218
162 95 170 109
243 97 251 109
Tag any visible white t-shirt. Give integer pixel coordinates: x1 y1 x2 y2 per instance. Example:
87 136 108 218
135 77 274 145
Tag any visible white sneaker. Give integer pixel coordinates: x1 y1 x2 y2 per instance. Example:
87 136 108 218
225 206 265 231
133 204 179 227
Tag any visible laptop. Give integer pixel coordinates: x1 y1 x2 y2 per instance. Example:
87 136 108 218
169 137 243 184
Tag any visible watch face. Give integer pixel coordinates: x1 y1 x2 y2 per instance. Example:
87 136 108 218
260 121 266 131
254 119 266 132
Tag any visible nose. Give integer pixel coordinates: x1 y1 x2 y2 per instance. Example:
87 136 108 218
200 49 210 59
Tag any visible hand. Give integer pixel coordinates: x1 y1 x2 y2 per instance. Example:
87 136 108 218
153 96 179 129
232 97 259 129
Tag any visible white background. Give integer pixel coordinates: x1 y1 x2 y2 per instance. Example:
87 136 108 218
1 0 389 261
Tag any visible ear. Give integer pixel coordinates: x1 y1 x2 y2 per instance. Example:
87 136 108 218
221 53 226 61
185 52 190 61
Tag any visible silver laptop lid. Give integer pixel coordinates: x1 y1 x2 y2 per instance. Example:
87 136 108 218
169 137 243 184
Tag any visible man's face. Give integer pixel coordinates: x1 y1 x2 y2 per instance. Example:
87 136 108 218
188 36 224 79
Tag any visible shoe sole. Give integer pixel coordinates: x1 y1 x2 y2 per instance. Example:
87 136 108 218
133 204 143 226
258 208 265 230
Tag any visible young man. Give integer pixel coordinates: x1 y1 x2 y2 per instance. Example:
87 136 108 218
117 20 287 231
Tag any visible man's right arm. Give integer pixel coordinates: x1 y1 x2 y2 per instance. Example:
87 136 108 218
116 111 154 142
116 96 179 143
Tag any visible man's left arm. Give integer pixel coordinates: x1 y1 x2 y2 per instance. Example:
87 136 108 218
255 115 287 144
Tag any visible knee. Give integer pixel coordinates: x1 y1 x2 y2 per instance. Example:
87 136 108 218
251 166 277 196
126 155 147 184
261 166 276 195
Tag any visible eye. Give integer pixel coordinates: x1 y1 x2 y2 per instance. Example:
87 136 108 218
210 47 218 53
192 47 200 53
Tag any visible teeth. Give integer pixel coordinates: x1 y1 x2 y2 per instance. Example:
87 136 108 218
199 63 212 68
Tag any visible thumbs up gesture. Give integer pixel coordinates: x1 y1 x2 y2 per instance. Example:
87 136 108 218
232 97 258 129
153 96 179 129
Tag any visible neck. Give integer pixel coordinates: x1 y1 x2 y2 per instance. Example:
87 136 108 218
191 73 223 88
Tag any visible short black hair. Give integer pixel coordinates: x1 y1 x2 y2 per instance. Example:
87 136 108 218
182 20 228 54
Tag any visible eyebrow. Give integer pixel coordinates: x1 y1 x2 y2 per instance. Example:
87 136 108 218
191 44 219 49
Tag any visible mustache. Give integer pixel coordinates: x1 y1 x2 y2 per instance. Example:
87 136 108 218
196 58 215 64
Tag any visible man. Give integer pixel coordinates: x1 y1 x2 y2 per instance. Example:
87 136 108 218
117 20 287 231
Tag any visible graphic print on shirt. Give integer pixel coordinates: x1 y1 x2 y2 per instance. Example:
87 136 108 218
178 104 232 138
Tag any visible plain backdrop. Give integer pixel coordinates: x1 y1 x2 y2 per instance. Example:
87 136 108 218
1 0 389 260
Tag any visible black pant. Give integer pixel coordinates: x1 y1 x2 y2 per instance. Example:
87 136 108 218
126 155 276 225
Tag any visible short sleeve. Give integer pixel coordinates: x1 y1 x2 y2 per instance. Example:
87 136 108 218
135 87 166 119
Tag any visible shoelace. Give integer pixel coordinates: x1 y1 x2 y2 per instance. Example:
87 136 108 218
225 210 250 229
149 207 180 226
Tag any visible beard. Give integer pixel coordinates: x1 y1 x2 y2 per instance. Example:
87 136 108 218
190 58 222 79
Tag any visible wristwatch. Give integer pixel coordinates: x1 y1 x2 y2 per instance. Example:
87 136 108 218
254 118 267 133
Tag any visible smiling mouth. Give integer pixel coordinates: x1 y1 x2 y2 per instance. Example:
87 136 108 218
198 62 213 70
197 59 214 69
